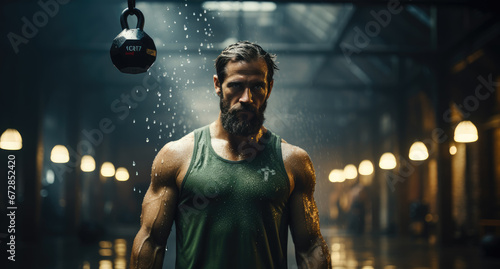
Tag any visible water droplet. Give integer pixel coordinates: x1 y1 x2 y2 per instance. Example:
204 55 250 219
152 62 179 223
183 25 187 31
133 187 136 191
133 161 136 166
133 119 135 123
161 159 164 164
136 171 138 176
147 125 150 130
146 137 149 143
157 92 161 97
146 117 149 122
138 189 142 193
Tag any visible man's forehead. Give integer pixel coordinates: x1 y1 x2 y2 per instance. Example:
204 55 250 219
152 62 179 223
226 58 268 77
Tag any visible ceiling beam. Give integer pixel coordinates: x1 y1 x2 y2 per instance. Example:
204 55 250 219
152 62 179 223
135 0 497 7
47 43 435 57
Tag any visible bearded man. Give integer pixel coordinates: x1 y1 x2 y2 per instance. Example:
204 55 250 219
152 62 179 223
130 41 331 269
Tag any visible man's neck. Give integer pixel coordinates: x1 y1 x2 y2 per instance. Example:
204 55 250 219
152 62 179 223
211 117 267 152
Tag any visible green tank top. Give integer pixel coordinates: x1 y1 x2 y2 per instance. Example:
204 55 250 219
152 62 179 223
175 125 290 268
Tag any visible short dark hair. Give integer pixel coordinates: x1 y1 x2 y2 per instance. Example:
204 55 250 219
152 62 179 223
215 41 278 86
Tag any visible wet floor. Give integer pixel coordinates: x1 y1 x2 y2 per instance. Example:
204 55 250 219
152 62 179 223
8 225 500 269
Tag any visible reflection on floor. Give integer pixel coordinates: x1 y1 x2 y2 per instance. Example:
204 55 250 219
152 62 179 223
11 225 500 269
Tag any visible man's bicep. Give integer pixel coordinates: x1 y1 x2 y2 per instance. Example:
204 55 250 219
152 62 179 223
140 179 178 242
286 147 331 268
131 138 193 269
288 184 322 251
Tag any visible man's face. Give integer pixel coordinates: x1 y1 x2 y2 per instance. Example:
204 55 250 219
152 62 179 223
214 58 273 136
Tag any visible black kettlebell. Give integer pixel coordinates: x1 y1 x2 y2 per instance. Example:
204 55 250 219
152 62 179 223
110 7 157 74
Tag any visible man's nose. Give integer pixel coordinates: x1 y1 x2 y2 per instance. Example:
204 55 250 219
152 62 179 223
239 88 253 103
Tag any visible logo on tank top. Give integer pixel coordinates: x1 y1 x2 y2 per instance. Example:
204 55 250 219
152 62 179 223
258 166 276 181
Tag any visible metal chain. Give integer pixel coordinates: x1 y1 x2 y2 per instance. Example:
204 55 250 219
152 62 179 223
128 0 135 10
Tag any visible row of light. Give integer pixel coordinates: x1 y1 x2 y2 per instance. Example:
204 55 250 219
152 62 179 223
329 120 479 183
0 120 479 182
50 146 129 181
0 130 130 181
329 161 373 183
0 120 479 152
202 1 277 12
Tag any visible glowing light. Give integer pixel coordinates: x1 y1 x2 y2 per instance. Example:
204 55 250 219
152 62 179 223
379 152 396 170
99 249 113 256
81 155 96 172
99 241 112 248
115 239 127 257
50 145 69 163
409 141 429 161
202 1 277 12
358 160 374 175
0 129 22 150
115 167 130 181
329 169 345 183
99 260 113 269
344 164 358 179
449 145 457 155
454 120 478 143
46 169 55 185
100 162 115 177
114 257 127 269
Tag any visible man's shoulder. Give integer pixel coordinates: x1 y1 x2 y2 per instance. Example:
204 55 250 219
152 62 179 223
154 131 195 166
280 139 310 162
278 139 315 191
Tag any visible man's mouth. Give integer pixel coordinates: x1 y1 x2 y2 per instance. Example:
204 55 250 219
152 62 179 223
237 110 254 120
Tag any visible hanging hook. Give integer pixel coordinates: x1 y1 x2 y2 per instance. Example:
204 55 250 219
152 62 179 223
128 0 135 10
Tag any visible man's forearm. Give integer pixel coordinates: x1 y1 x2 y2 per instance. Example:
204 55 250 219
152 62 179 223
297 238 332 269
130 234 166 269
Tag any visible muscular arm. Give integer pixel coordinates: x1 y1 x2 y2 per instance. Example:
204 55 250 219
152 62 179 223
129 143 181 269
286 146 331 269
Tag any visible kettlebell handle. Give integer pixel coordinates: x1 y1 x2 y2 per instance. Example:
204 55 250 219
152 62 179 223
128 0 135 10
120 7 145 30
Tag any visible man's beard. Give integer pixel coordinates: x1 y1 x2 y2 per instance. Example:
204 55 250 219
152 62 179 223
219 93 267 136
